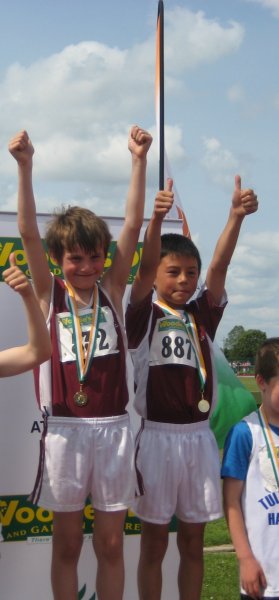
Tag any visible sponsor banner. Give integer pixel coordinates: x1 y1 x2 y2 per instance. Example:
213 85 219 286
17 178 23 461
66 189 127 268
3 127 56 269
0 495 177 543
0 238 143 285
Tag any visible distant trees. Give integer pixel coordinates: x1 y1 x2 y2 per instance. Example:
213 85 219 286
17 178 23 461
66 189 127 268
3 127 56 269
223 326 267 364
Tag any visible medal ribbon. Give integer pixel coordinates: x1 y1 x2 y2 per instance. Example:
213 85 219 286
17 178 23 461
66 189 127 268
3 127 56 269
154 300 207 391
65 282 101 385
258 405 279 489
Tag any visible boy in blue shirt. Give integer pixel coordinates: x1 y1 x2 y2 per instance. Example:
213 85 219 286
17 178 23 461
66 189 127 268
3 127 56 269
222 338 279 600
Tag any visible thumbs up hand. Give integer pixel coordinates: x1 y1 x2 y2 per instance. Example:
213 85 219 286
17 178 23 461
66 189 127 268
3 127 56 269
2 253 31 297
8 252 16 268
232 175 259 217
153 178 174 220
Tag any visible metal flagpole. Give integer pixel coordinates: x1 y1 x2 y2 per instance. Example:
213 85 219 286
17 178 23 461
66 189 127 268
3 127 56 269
156 0 165 191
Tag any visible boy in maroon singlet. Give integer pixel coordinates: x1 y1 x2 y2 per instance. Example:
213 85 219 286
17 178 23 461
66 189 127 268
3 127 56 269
126 176 258 600
9 125 152 600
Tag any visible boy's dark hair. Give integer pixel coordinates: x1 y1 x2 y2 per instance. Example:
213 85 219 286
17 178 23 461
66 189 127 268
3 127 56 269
160 233 201 274
45 206 112 265
255 337 279 382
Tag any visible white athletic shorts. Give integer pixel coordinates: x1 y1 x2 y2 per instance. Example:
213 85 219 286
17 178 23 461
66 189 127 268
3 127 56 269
134 419 223 524
36 414 137 512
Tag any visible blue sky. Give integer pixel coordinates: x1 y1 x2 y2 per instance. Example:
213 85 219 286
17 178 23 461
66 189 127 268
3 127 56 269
0 0 278 345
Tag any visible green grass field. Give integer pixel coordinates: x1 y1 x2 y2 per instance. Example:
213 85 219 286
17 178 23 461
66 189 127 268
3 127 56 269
204 517 231 547
238 375 261 405
202 518 239 599
202 552 239 599
238 376 257 392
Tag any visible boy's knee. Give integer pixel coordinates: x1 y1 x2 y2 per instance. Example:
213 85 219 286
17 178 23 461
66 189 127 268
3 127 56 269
177 529 204 560
93 532 123 563
141 533 168 563
53 530 83 562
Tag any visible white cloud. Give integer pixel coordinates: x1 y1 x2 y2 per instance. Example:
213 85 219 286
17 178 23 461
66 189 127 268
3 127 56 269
164 9 244 71
215 230 279 343
0 8 245 146
244 0 279 18
201 137 239 187
0 6 244 213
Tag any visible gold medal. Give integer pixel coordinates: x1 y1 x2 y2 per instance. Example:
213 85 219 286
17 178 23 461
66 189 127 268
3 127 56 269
65 282 100 410
74 388 88 407
198 396 210 413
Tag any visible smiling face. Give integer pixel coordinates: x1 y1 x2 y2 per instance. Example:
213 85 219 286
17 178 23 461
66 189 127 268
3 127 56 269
154 253 199 309
61 246 106 296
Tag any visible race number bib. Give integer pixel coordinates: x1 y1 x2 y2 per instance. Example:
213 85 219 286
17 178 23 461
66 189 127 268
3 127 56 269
56 306 119 363
149 316 197 368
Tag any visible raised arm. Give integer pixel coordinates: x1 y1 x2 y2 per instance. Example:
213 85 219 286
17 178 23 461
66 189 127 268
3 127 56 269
223 478 266 599
102 126 152 313
8 130 52 318
0 253 52 376
130 179 174 306
206 175 258 305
